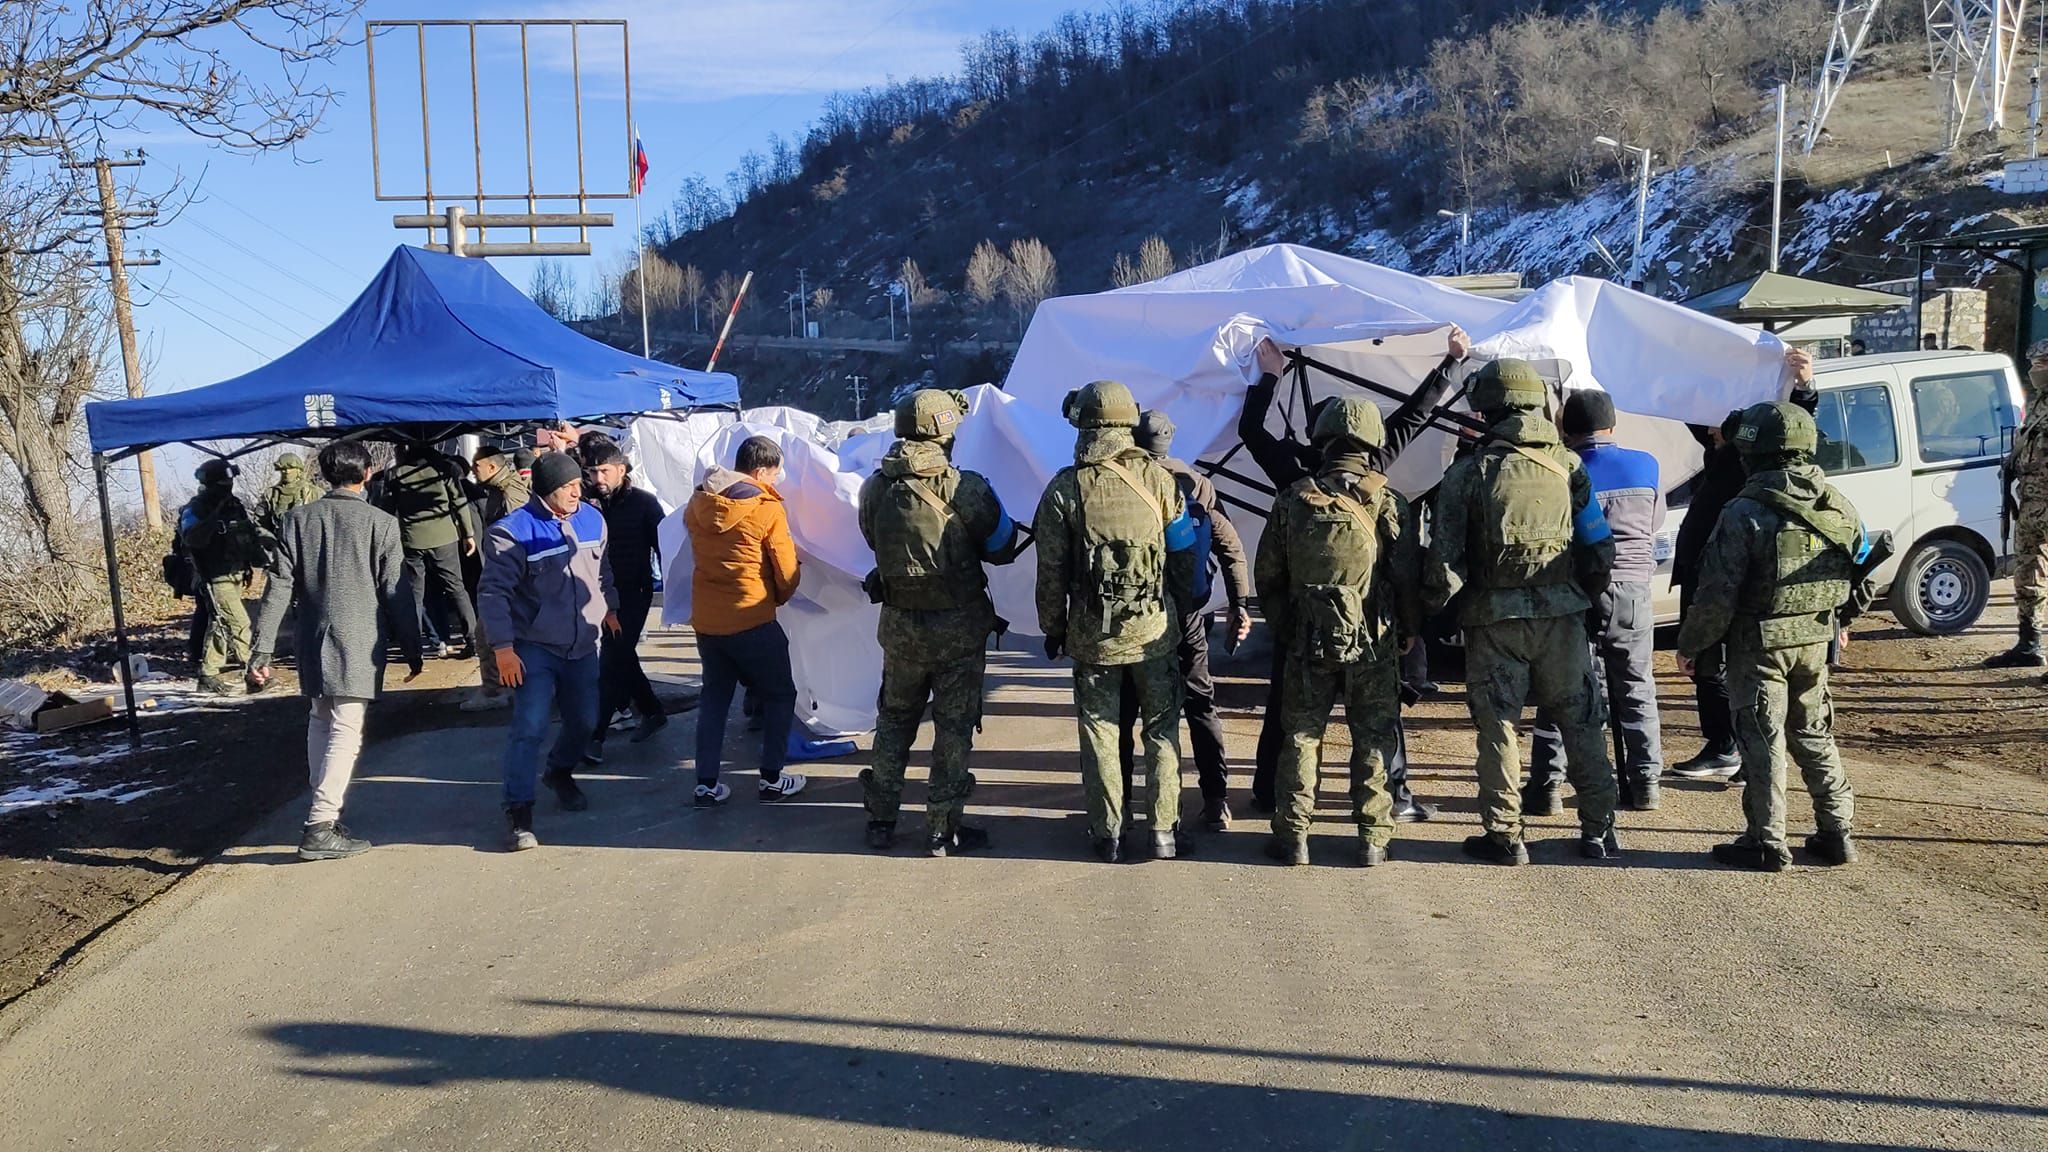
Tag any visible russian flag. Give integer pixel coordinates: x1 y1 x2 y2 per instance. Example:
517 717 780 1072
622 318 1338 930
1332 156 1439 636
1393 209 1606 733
632 127 649 196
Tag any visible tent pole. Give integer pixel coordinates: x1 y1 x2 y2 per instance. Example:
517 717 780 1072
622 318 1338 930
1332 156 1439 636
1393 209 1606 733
94 453 142 750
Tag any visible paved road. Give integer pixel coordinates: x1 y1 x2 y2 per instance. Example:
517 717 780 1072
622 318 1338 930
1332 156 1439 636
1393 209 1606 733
1 636 2044 1151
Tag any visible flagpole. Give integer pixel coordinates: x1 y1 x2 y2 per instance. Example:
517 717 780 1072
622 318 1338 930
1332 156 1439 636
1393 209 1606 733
633 125 651 359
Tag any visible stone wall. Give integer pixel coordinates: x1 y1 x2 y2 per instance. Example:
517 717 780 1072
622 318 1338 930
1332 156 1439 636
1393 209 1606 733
1852 287 1988 353
2003 157 2048 195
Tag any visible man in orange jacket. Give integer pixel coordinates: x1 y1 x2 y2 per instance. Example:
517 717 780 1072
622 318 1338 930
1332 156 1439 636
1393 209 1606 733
686 435 806 807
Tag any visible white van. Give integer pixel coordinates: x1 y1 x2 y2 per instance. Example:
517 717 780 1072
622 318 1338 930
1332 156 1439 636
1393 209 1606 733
1656 349 2022 635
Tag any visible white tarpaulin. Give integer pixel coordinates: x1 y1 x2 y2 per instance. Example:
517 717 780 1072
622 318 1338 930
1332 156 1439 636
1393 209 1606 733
630 243 1792 736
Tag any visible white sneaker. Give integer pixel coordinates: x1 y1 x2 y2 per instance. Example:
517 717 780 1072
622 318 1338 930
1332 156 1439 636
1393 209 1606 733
458 688 512 713
759 772 808 801
693 782 731 808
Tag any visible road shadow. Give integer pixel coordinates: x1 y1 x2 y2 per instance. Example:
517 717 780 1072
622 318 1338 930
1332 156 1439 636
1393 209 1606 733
260 1017 2026 1148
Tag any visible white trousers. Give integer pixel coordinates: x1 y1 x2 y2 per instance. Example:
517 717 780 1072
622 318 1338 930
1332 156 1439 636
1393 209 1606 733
306 696 370 826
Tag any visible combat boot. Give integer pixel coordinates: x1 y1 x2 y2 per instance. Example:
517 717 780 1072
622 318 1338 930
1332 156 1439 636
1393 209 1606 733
1983 619 2046 668
1389 796 1436 822
541 768 588 812
1579 827 1622 860
196 674 241 698
505 803 539 852
1461 832 1529 866
1711 839 1788 872
1200 797 1231 832
1263 837 1310 866
1357 841 1388 868
865 821 896 852
1521 783 1562 817
1090 835 1123 864
297 821 370 861
1150 826 1192 860
1804 830 1859 866
929 823 990 858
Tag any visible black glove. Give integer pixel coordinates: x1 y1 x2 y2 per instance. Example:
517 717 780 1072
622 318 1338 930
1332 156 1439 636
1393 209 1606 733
1043 634 1065 662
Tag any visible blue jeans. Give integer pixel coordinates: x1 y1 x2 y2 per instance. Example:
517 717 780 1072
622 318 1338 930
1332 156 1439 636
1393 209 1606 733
695 621 795 786
502 642 601 808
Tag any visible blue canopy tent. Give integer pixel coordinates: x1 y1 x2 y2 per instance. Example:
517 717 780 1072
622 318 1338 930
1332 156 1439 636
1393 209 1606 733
84 245 741 741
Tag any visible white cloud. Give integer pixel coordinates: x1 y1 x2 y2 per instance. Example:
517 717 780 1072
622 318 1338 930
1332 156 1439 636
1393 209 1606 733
535 0 970 101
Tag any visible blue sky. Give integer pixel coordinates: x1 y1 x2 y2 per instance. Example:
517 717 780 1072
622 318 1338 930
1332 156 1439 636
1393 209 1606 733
117 0 1087 405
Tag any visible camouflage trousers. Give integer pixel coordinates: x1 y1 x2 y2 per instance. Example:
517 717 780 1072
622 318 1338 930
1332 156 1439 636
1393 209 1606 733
862 649 985 831
198 575 251 679
1465 614 1618 838
1074 656 1183 840
2013 497 2048 620
1729 640 1854 858
1273 651 1399 848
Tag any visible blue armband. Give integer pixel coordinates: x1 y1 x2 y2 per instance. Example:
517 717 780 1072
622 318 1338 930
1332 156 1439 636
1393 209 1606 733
1572 499 1612 547
1165 509 1197 552
982 506 1016 556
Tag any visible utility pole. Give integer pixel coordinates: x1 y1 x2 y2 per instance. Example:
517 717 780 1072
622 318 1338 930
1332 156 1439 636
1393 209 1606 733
65 155 160 529
797 268 809 336
847 373 868 418
1771 83 1787 272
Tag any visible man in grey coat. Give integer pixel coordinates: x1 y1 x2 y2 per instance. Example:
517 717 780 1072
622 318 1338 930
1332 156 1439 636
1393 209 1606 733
249 441 424 861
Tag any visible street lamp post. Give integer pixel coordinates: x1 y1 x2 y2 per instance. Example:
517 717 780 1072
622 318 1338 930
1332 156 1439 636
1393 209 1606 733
1595 134 1653 287
1436 208 1470 275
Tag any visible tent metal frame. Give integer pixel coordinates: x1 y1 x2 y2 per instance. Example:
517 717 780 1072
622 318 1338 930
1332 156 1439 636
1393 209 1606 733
91 403 739 747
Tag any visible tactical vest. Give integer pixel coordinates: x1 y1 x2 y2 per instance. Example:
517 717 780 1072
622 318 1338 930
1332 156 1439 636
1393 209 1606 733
871 467 986 612
1284 476 1384 663
1736 506 1855 650
1473 442 1574 590
1074 456 1169 639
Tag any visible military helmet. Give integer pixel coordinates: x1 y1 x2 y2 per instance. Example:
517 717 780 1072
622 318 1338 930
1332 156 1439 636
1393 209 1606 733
1062 379 1140 429
194 458 237 485
1734 400 1819 457
1468 358 1547 413
1310 396 1386 450
895 388 969 441
274 452 304 472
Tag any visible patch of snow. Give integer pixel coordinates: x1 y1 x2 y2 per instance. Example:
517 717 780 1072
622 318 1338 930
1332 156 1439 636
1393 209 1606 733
0 777 168 814
1223 179 1274 231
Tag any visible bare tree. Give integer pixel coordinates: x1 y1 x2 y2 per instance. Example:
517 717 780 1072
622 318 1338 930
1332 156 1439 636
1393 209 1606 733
528 260 577 320
0 0 360 603
679 264 706 331
1110 251 1141 289
899 257 938 307
585 257 624 319
1002 238 1057 333
710 271 744 328
1137 235 1176 282
622 253 684 321
810 286 834 312
965 240 1009 308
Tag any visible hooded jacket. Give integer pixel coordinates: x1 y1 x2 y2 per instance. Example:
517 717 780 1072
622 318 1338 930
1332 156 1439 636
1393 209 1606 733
685 466 800 636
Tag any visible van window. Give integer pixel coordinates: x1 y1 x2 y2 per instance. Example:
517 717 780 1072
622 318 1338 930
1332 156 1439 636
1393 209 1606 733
1813 385 1897 475
1910 370 2014 463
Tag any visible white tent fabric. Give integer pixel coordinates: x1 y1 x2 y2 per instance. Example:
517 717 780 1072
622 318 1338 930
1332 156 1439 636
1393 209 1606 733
629 244 1793 737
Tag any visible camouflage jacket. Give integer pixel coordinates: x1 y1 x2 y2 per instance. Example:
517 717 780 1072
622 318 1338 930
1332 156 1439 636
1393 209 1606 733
1425 411 1613 627
261 474 323 538
1033 427 1189 666
859 439 1017 664
2009 404 2048 505
1676 463 1864 656
1255 466 1420 660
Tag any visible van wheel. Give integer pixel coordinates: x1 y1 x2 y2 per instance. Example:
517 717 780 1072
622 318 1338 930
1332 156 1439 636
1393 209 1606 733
1889 539 1990 636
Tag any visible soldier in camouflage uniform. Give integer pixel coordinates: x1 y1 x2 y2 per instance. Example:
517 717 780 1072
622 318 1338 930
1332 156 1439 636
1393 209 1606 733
1986 341 2048 668
260 453 323 541
1677 401 1865 872
858 389 1024 857
1034 379 1198 863
178 458 267 696
1255 398 1421 867
1426 358 1620 865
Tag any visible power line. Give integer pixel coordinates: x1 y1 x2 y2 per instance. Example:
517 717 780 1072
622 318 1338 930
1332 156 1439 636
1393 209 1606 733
183 218 351 304
153 291 283 359
154 242 324 340
199 188 359 277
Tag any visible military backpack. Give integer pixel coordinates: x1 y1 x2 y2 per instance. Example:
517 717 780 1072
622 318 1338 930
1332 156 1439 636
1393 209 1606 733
870 466 987 612
1284 474 1386 663
1472 441 1574 590
1737 489 1859 649
1073 455 1170 638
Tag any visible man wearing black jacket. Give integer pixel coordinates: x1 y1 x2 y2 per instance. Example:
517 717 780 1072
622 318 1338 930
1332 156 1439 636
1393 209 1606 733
584 440 670 760
1668 409 1746 780
1239 327 1469 819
